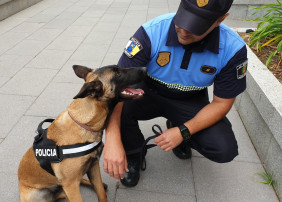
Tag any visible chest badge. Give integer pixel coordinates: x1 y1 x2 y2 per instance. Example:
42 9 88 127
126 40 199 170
200 65 216 75
197 0 209 7
156 52 171 67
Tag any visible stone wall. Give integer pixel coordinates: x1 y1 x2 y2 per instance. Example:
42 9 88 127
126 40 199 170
235 46 282 199
0 0 42 21
229 0 277 19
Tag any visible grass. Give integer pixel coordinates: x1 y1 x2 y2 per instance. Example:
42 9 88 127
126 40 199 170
255 170 279 198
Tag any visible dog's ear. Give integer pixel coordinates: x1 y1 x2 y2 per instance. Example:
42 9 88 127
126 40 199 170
73 80 103 99
73 65 93 81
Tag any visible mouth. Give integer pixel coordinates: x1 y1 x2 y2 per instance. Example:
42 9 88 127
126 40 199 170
120 87 144 99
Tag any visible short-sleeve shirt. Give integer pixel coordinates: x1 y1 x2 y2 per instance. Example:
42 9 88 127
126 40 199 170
118 13 247 99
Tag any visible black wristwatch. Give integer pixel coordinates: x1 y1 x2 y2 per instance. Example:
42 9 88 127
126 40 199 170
178 124 191 141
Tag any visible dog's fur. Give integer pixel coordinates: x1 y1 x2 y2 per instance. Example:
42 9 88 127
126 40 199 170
18 65 147 202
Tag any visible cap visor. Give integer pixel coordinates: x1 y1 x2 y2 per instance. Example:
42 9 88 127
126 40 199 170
173 5 214 36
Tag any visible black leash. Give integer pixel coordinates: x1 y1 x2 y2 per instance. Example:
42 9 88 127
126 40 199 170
126 124 163 171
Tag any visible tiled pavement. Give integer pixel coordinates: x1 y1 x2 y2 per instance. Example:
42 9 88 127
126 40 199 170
0 0 279 201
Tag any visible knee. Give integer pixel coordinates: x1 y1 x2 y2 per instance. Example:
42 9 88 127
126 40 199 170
209 144 238 163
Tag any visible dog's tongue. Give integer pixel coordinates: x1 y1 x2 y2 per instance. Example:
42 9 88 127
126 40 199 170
121 88 144 98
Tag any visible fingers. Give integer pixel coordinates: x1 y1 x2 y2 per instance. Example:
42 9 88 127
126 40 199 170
104 157 127 181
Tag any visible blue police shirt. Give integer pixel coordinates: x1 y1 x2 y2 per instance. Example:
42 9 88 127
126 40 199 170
118 13 247 99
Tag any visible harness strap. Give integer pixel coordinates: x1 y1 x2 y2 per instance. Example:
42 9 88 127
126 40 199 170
126 124 162 171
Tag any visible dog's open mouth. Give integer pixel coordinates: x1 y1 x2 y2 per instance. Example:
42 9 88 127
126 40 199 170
121 87 144 99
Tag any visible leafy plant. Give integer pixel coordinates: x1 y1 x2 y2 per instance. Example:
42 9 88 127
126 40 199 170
255 170 279 197
248 0 282 68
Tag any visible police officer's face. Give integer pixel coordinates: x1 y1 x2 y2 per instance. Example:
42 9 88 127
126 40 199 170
175 23 216 45
175 14 228 45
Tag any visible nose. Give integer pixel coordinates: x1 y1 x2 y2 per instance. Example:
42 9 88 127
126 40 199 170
179 28 192 36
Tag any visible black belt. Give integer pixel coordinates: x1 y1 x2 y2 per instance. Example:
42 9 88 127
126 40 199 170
126 124 163 171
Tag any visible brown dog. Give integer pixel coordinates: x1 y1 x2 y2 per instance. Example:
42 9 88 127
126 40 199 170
18 65 147 202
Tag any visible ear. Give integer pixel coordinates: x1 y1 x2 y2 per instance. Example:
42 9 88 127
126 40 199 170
73 80 103 99
73 65 93 81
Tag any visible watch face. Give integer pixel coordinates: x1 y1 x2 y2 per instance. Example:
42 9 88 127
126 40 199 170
182 130 190 140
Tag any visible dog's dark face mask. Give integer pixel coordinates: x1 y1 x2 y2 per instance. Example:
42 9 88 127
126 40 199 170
72 65 147 107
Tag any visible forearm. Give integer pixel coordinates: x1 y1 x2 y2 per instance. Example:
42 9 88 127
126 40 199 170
106 102 124 140
185 96 235 135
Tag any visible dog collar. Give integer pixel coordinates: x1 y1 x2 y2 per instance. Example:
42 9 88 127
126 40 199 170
33 119 102 176
68 111 98 132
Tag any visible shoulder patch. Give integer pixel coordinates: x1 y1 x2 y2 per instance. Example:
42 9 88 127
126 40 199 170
156 52 171 67
124 37 143 58
237 60 248 79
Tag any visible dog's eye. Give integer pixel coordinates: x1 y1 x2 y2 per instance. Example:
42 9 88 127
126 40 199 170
113 67 121 77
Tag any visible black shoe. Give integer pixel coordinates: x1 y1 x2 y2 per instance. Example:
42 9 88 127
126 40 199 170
173 142 192 160
120 158 140 187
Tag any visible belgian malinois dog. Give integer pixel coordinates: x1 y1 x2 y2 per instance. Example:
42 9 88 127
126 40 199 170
18 65 147 202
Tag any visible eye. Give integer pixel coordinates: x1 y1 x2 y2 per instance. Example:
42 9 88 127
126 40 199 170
113 67 121 77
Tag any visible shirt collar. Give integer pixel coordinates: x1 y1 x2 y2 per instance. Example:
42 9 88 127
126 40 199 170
166 20 220 54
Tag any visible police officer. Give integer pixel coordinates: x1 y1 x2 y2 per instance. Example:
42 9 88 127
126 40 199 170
103 0 248 187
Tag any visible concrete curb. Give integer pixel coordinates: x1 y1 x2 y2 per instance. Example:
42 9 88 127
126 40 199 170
235 46 282 199
0 0 42 21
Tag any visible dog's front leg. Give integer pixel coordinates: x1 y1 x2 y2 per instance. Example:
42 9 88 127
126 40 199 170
61 181 83 202
87 161 108 202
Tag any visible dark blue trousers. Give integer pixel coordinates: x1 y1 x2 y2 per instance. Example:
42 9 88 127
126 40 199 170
120 86 238 163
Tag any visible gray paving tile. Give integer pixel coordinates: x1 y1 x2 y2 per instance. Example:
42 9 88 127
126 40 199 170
0 173 20 202
60 25 93 37
0 32 30 54
5 40 49 56
25 13 57 23
0 67 57 96
72 17 99 26
71 43 109 63
83 31 116 45
101 52 122 66
0 116 44 174
26 82 82 117
43 18 76 30
27 49 73 69
116 189 196 202
0 94 35 138
0 54 33 77
27 28 63 41
0 76 9 87
52 60 101 84
47 35 84 51
0 17 26 35
192 157 279 202
9 22 44 34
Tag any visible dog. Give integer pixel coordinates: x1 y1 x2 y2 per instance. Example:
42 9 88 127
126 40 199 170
18 65 147 202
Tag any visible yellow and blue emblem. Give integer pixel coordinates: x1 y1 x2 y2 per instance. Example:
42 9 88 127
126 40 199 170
124 37 143 58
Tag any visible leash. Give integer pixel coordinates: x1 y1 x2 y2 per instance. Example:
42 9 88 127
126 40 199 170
126 124 163 171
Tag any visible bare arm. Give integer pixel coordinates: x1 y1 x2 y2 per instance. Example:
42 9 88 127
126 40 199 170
155 95 235 151
103 102 128 180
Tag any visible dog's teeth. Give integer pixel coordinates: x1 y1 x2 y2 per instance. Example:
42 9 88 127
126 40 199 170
138 93 142 95
121 91 126 94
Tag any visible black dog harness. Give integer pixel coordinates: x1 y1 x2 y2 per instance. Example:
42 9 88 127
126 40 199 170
33 119 102 176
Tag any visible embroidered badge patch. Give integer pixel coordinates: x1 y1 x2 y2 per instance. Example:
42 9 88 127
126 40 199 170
156 52 171 67
237 60 248 79
124 37 143 58
197 0 209 7
200 65 217 75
